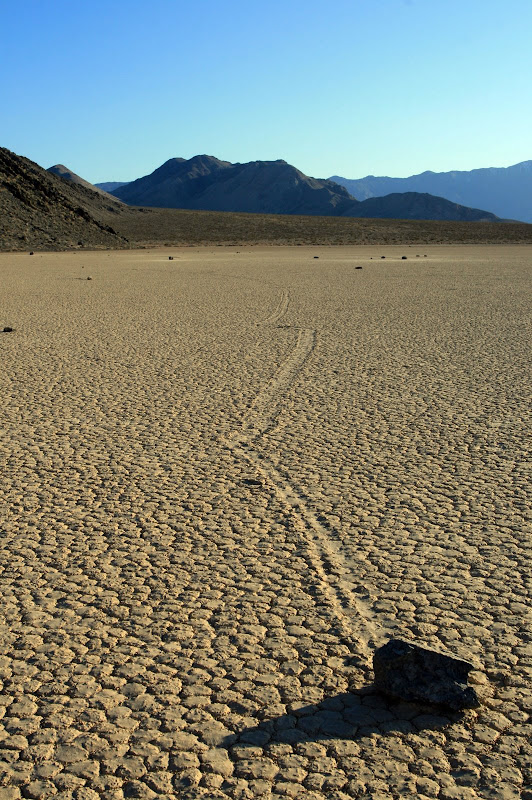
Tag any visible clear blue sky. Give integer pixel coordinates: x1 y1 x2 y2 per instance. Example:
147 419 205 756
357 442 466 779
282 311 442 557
2 0 530 183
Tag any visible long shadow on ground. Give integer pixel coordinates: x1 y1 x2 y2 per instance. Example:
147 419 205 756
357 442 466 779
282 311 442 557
221 687 463 748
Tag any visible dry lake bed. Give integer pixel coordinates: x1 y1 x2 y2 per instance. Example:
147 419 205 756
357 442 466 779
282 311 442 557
0 245 530 799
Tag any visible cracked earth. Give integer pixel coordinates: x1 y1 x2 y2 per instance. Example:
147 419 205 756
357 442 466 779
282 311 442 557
0 245 530 799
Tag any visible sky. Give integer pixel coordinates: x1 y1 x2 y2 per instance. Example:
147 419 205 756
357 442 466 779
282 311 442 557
1 0 531 183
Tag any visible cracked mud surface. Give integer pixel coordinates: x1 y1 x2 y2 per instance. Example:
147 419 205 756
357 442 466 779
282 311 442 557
0 245 530 799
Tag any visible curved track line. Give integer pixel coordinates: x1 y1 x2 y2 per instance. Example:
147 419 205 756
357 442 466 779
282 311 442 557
229 328 316 442
226 440 383 662
257 289 290 327
222 288 386 666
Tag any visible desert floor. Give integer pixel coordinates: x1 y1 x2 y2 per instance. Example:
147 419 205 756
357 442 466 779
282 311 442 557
0 245 530 800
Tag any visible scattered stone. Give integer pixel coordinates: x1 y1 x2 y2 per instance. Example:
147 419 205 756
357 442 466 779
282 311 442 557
169 256 174 260
2 327 14 333
355 266 363 270
29 251 34 255
373 638 480 711
87 277 92 280
402 256 407 259
381 256 385 259
242 478 262 489
314 256 319 259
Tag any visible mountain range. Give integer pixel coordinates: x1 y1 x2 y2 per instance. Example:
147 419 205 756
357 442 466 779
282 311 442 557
2 146 531 251
330 161 532 223
99 155 501 222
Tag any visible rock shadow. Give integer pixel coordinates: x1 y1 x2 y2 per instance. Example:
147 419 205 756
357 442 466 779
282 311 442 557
222 687 464 748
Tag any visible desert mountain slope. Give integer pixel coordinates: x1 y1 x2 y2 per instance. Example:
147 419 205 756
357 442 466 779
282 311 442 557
0 148 128 250
111 155 503 221
331 161 532 222
47 164 124 203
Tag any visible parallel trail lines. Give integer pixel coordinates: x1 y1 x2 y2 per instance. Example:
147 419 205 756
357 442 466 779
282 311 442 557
223 287 386 665
256 288 290 326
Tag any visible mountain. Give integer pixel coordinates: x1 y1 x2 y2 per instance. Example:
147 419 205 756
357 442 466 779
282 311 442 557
47 164 124 203
340 192 499 222
0 148 128 250
109 155 502 221
2 147 531 251
96 181 130 193
330 161 532 223
111 155 358 216
109 155 502 222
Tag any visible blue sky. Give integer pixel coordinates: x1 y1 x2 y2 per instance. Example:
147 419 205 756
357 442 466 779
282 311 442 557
2 0 531 183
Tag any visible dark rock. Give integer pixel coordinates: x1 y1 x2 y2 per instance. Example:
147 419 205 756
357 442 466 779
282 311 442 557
402 256 407 259
381 256 385 259
87 276 92 281
373 638 480 711
314 256 319 259
169 256 174 260
29 251 34 255
355 266 363 269
2 326 14 333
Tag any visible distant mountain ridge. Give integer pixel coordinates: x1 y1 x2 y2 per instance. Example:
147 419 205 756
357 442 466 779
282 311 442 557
108 155 501 222
96 181 129 193
330 161 532 223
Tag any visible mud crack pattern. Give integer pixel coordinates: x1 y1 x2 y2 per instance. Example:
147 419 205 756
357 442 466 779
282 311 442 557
0 246 530 800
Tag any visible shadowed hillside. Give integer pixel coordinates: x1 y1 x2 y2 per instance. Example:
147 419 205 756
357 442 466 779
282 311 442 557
0 148 128 251
112 155 358 216
331 160 532 222
340 192 500 222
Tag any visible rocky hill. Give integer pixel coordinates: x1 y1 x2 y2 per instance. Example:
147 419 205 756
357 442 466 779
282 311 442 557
47 164 124 203
110 155 502 222
111 155 358 216
0 148 128 251
331 160 532 222
340 192 499 222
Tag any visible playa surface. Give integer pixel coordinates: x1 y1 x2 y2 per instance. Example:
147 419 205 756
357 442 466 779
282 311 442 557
0 245 530 799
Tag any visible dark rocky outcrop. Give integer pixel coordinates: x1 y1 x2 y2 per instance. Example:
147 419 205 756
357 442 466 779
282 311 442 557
373 638 480 711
